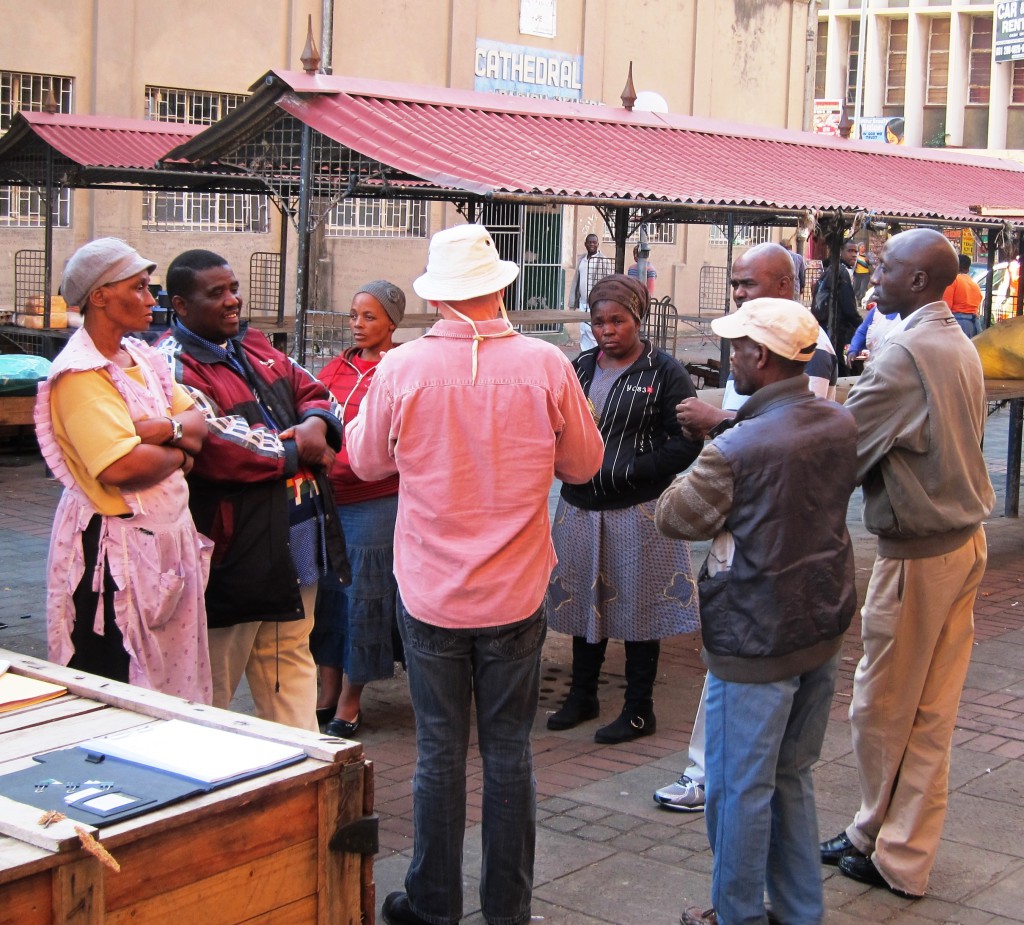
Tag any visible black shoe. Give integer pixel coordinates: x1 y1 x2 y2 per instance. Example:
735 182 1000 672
381 891 433 925
547 694 599 730
323 713 361 739
594 707 656 744
837 854 922 900
316 706 335 727
820 831 862 866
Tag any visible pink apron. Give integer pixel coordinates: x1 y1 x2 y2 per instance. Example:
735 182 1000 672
35 329 213 703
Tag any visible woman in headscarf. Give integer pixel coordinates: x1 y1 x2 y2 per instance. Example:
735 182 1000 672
313 281 406 738
546 274 702 743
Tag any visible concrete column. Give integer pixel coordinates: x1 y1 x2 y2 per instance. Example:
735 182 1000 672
862 2 885 116
903 11 927 146
946 9 969 147
989 55 1012 149
824 13 847 100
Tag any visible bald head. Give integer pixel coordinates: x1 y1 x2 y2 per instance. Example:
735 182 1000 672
871 229 959 318
730 242 799 306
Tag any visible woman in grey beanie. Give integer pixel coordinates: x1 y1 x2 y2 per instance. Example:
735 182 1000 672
311 281 406 737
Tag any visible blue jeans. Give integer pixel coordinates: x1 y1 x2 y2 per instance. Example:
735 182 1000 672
705 654 839 925
953 313 981 338
398 600 546 925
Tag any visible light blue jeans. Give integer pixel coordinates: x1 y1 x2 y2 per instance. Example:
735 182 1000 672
397 600 546 925
953 313 981 339
705 654 839 925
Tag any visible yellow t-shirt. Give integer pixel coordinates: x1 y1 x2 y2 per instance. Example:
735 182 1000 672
50 367 193 515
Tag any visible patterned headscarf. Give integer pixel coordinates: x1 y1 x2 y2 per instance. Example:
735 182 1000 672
588 274 650 322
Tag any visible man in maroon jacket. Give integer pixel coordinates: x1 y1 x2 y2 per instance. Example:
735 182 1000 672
158 250 348 730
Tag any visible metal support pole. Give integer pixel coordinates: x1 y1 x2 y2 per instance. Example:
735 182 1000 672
983 226 996 329
1016 230 1024 319
43 147 55 327
1007 398 1023 517
825 226 845 360
719 214 736 379
613 207 629 274
294 122 313 364
277 202 289 325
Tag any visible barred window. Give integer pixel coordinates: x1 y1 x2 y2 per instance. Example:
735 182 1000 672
324 197 429 237
143 85 267 233
926 18 950 106
846 18 861 106
885 19 909 107
708 224 771 248
968 16 992 104
0 71 73 228
1013 59 1024 105
815 21 828 100
601 222 677 246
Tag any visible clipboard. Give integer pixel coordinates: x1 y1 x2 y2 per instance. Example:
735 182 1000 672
0 747 203 827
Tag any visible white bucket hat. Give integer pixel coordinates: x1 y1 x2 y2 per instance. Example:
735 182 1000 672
413 224 519 302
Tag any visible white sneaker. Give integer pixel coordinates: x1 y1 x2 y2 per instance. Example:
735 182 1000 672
654 774 705 812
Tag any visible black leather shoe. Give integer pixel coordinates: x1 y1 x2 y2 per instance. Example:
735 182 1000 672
547 694 599 730
381 891 433 925
316 706 335 727
323 714 361 739
820 831 862 866
594 708 656 744
838 854 922 899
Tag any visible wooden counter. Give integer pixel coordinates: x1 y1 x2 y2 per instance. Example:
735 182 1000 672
0 650 375 925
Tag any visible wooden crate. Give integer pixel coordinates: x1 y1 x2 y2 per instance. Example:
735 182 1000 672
0 650 376 925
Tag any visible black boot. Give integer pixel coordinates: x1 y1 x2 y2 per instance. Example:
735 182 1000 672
548 637 608 730
594 640 659 744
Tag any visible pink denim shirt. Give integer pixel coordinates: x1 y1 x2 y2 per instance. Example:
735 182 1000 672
347 319 603 629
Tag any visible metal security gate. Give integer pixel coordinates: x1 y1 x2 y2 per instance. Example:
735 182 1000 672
482 202 564 330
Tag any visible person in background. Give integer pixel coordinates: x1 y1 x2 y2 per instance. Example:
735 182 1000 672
659 297 857 925
783 240 807 299
159 249 348 731
35 238 212 701
813 239 862 376
313 281 406 739
569 233 609 351
547 274 702 744
627 244 657 296
845 303 900 369
347 224 604 925
821 229 994 900
853 243 874 306
942 253 984 338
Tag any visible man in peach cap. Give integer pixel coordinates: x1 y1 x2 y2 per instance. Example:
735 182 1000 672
656 298 859 925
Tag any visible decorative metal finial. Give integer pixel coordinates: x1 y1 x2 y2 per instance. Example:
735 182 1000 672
838 101 852 140
621 61 637 112
300 15 321 74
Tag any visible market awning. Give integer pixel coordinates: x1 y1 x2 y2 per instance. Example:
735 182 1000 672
164 69 1024 229
0 111 267 192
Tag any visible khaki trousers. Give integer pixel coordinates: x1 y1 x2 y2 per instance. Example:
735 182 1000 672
207 583 319 732
847 528 987 896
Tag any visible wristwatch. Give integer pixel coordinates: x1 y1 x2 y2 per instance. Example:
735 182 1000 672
168 418 184 443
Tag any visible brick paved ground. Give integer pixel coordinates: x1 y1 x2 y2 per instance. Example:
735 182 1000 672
2 342 1023 923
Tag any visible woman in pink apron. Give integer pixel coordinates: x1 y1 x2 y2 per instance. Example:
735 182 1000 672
34 238 213 703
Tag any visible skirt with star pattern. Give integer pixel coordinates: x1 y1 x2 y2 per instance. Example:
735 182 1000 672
547 497 701 643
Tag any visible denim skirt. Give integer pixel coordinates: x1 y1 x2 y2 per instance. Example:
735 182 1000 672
312 494 401 683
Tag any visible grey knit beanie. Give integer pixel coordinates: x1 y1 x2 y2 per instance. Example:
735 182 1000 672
356 279 406 325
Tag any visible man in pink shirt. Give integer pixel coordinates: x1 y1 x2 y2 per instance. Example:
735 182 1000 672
347 224 603 925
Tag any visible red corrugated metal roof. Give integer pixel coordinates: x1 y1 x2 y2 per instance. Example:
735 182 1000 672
17 112 203 169
263 71 1024 225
